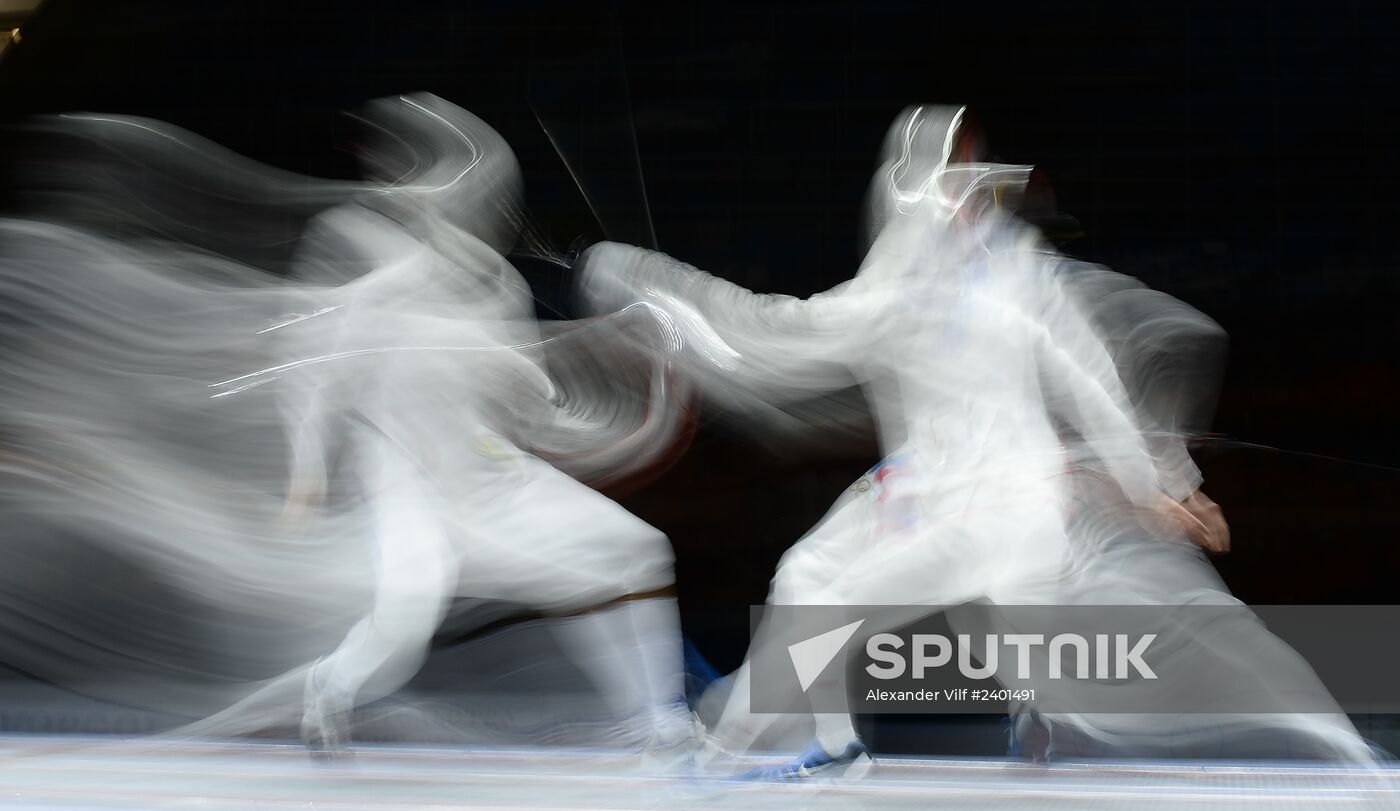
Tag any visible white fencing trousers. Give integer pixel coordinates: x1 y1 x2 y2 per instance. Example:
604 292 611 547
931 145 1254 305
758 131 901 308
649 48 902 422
315 430 459 707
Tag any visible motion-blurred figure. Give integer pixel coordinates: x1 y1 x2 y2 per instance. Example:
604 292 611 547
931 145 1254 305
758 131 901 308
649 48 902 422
578 105 1375 776
269 95 705 758
0 95 702 758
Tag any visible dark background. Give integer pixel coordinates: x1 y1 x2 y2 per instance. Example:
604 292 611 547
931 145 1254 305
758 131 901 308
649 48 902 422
1 1 1397 747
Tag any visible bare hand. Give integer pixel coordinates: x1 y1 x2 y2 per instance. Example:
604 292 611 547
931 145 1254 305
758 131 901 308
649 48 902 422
1181 489 1230 554
1151 489 1230 554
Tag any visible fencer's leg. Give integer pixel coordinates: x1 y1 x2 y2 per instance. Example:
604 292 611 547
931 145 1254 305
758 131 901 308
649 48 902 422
549 601 652 747
721 604 873 780
711 658 768 752
550 589 694 749
807 607 861 756
711 599 828 756
477 454 692 749
303 435 456 754
711 537 863 756
618 590 696 745
716 473 890 767
711 636 857 756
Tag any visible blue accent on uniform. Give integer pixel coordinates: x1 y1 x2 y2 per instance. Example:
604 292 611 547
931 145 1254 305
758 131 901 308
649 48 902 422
682 635 722 708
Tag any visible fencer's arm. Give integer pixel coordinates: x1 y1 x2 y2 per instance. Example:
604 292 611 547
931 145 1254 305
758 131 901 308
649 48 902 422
1070 274 1231 550
1133 401 1204 502
1112 293 1226 502
576 241 876 398
1033 271 1164 507
1058 264 1226 501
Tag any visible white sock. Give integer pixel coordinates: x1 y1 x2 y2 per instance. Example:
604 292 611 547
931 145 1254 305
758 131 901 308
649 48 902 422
551 605 650 743
620 597 693 743
813 712 859 754
808 632 859 753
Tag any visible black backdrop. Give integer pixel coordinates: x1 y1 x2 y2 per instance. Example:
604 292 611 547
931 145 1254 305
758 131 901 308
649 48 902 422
1 0 1397 681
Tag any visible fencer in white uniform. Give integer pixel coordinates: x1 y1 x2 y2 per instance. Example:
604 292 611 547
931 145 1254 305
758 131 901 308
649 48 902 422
0 95 701 756
577 105 1377 773
257 96 707 755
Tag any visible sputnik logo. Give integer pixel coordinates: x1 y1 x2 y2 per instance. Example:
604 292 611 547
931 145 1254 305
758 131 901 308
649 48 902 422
787 619 866 692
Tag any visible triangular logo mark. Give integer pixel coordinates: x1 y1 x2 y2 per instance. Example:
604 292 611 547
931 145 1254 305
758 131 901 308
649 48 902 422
787 619 866 692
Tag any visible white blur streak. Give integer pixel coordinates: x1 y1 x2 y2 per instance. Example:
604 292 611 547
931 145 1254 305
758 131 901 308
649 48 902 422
0 94 691 736
256 306 343 334
576 104 1380 764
